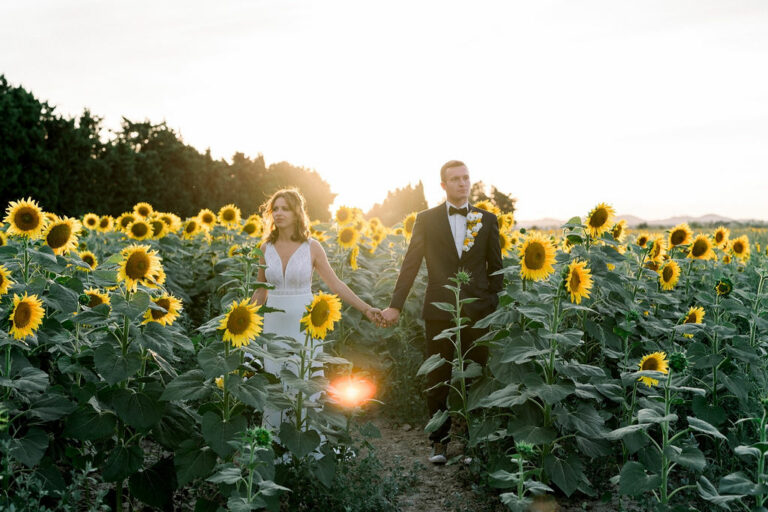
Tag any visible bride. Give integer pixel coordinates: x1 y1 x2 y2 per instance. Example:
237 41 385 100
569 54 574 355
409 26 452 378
249 188 381 430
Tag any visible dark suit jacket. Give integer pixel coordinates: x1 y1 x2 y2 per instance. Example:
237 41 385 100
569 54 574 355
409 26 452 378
389 203 503 322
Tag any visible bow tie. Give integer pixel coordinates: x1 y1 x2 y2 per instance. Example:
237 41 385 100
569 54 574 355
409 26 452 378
449 206 468 217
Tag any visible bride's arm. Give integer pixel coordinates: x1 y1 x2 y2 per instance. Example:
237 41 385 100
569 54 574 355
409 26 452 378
249 255 268 306
310 239 379 320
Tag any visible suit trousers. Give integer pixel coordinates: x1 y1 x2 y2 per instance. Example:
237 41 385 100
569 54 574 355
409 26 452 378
424 319 489 444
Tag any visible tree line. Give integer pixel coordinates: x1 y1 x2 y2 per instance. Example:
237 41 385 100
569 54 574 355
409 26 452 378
1 75 515 224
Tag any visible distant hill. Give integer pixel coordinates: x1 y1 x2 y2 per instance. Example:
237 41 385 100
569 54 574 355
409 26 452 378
516 213 766 230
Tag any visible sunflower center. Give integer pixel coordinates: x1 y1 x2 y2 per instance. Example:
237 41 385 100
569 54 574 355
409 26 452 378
87 294 104 308
638 236 648 247
244 223 256 234
691 239 708 257
662 266 674 282
203 213 214 223
47 224 72 249
734 241 744 254
131 223 149 237
340 229 354 244
670 230 686 245
589 209 608 228
523 242 545 270
227 306 251 334
715 232 724 243
151 220 164 236
642 358 659 371
125 252 151 279
14 302 31 328
87 218 98 227
99 218 109 229
152 298 171 319
223 210 235 221
121 216 135 229
15 207 41 231
684 313 696 324
186 221 197 233
82 254 95 266
310 300 330 327
569 270 581 290
138 207 150 216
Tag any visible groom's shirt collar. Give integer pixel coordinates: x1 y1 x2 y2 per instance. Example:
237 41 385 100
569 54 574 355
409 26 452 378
446 200 470 213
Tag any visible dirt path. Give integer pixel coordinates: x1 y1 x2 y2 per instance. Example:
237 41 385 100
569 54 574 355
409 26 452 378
365 413 505 512
363 412 634 512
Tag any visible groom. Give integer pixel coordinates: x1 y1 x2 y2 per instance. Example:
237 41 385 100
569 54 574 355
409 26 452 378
380 160 503 464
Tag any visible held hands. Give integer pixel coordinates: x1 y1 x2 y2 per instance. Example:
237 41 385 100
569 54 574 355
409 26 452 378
365 307 385 327
380 307 400 327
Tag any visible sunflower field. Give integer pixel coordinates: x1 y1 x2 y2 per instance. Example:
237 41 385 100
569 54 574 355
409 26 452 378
2 197 768 511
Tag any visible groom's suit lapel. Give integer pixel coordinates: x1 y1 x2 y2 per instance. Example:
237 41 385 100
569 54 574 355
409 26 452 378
435 203 460 266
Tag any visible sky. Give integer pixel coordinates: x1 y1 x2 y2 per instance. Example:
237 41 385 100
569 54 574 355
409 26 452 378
2 0 767 221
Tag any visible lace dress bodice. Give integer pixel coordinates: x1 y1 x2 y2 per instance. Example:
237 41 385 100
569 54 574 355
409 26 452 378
264 240 313 296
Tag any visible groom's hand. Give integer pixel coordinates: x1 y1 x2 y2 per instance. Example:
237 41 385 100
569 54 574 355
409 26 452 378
380 307 400 327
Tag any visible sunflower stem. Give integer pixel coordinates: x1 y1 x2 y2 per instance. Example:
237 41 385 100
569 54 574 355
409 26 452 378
749 273 766 347
712 293 721 406
21 237 29 283
659 370 673 504
223 341 231 422
757 407 767 508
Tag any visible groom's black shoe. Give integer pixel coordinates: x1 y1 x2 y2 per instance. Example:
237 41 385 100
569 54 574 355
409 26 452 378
428 442 447 465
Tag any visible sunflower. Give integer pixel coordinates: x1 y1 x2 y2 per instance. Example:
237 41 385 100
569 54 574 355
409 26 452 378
565 260 593 304
635 232 650 248
44 212 59 224
148 217 169 239
715 278 733 297
4 198 47 238
659 260 681 291
143 294 182 326
713 226 730 249
687 235 713 260
0 264 14 296
499 231 514 258
218 204 241 227
338 226 360 249
722 253 732 264
648 235 667 263
115 212 137 231
182 218 202 239
82 213 100 230
10 292 45 339
158 213 182 233
43 217 81 255
668 223 693 248
335 206 355 226
393 227 404 236
682 306 705 338
498 213 515 232
301 292 342 340
83 288 111 308
348 245 359 270
97 215 114 233
637 352 669 388
0 231 7 247
402 212 418 238
473 200 501 217
125 219 152 241
730 235 750 260
117 244 164 292
228 244 240 258
519 232 556 281
219 299 263 348
611 220 628 243
242 220 262 237
78 250 98 270
197 209 217 230
368 217 382 230
584 203 615 239
133 202 153 218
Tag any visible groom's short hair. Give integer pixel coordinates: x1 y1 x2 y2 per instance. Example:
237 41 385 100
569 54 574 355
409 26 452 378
440 160 466 183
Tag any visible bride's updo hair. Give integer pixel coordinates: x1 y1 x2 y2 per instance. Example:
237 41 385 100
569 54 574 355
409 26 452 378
261 188 311 244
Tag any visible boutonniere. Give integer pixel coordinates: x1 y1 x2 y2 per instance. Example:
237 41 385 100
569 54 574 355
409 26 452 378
462 211 483 252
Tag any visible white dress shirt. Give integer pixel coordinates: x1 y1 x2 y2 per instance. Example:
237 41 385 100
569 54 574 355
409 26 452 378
446 201 469 257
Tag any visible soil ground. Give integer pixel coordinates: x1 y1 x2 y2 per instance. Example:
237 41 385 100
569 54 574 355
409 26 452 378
364 411 641 512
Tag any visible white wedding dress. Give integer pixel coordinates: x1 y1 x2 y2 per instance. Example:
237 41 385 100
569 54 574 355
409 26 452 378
261 239 324 431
